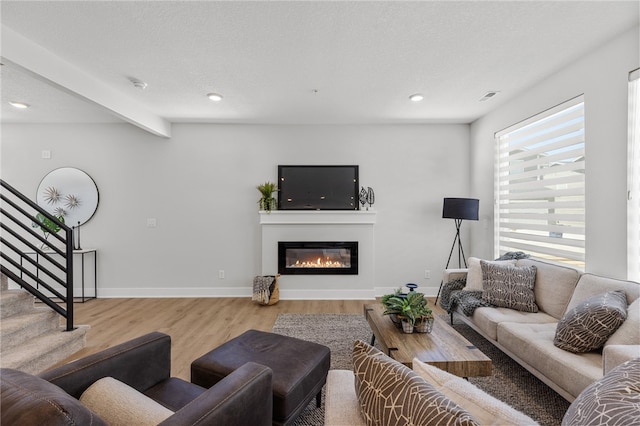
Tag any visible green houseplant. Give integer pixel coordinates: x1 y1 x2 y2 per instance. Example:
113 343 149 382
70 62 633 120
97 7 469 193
257 181 278 212
32 213 65 249
382 290 433 334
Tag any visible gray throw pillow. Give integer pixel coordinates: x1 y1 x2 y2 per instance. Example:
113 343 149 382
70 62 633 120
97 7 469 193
554 290 628 353
562 358 640 426
480 261 538 312
352 340 479 426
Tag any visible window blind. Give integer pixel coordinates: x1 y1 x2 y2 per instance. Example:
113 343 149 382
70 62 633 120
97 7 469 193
495 96 585 268
628 69 639 281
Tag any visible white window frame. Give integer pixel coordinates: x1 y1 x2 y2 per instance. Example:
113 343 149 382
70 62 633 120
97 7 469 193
494 96 585 269
628 68 640 281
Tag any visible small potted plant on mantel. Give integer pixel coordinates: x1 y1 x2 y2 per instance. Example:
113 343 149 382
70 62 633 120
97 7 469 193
382 288 433 334
257 181 278 212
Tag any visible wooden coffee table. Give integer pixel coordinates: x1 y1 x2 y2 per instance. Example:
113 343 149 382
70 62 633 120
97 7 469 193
364 304 492 377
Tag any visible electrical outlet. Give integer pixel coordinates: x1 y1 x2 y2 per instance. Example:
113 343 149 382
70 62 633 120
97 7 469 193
424 270 431 279
218 270 225 279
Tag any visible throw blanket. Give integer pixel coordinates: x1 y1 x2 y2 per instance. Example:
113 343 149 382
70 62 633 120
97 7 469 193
439 278 493 316
252 275 276 305
495 251 530 260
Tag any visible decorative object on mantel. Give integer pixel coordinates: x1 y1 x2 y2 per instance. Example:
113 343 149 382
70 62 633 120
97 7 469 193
435 197 479 305
36 167 99 228
359 186 375 210
257 181 278 212
381 286 433 334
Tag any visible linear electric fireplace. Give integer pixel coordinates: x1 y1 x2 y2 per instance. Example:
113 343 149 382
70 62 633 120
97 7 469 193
278 241 358 275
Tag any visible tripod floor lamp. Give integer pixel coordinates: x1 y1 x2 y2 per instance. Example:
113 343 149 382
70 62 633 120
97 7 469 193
435 197 479 305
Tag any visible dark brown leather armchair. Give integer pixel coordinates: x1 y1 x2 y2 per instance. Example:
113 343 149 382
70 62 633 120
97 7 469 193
1 332 273 426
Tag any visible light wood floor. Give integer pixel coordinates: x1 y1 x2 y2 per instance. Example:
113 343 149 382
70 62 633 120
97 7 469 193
56 297 445 380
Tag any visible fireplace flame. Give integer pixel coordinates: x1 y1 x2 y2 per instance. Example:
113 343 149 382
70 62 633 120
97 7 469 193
290 257 349 268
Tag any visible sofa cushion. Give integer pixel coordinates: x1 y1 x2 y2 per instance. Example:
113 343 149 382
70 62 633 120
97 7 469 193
565 274 640 313
554 291 627 353
605 298 640 347
471 307 557 341
465 257 516 291
80 377 174 426
516 258 580 319
0 368 108 426
352 340 479 426
497 322 603 399
603 345 640 374
325 370 366 426
481 261 538 313
411 359 537 426
562 358 640 426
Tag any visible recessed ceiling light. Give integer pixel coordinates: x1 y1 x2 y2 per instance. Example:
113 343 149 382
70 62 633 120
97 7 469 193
409 94 424 102
207 93 223 102
9 101 30 109
479 91 500 102
129 77 147 90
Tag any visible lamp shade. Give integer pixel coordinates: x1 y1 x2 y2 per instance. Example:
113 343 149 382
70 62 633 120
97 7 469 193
442 198 479 220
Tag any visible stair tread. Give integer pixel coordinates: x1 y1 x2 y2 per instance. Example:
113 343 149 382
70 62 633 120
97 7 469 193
0 326 89 373
0 309 58 333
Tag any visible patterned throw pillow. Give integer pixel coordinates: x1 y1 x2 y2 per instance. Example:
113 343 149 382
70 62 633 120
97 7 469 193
554 290 628 353
352 340 478 426
480 261 538 312
562 358 640 426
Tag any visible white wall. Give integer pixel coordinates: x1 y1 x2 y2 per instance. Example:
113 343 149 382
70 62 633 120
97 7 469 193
469 26 640 279
0 122 470 297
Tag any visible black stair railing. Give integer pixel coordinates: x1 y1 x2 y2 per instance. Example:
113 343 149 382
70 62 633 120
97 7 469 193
0 179 74 331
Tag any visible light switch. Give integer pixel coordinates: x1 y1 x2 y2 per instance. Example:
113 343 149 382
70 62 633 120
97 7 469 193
146 218 157 228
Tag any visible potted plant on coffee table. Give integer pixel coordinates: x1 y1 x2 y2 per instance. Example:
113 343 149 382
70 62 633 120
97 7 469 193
383 291 432 334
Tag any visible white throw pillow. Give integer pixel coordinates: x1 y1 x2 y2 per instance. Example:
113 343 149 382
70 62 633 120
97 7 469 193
412 358 537 426
80 377 174 426
465 257 517 291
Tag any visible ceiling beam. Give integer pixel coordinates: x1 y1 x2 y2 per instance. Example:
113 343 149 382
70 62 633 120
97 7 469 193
1 27 171 138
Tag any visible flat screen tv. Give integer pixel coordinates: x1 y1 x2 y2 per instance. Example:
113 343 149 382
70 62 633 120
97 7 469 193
278 165 359 210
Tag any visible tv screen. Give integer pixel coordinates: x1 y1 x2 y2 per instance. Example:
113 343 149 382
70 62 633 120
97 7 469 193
278 165 359 210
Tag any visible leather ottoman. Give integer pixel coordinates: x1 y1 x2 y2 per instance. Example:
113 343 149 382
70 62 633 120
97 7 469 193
191 329 330 426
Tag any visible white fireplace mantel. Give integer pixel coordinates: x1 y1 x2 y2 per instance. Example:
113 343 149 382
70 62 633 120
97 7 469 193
259 210 376 225
259 210 376 299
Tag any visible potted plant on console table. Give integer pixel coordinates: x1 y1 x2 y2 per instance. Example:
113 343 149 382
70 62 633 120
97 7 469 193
382 290 433 334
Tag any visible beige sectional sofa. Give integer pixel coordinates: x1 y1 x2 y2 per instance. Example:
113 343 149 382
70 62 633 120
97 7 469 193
443 257 640 402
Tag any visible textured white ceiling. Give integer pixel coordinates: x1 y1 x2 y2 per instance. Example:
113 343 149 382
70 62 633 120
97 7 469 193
1 1 638 126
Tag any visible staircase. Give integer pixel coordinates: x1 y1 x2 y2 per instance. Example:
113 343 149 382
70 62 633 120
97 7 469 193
0 274 88 375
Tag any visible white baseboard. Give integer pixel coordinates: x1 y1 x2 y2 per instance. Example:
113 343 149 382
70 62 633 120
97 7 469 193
96 287 377 299
97 287 254 298
10 283 437 300
279 288 375 300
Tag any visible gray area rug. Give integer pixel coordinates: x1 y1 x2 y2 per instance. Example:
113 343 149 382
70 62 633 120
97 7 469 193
272 312 570 426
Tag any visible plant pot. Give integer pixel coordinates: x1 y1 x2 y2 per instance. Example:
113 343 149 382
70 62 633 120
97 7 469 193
389 313 402 329
259 197 277 212
415 316 434 333
401 319 414 334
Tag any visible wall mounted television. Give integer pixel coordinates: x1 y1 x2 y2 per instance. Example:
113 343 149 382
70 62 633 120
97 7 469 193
277 165 359 210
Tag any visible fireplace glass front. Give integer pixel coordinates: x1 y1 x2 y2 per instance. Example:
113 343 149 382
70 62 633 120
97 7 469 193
278 241 358 275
